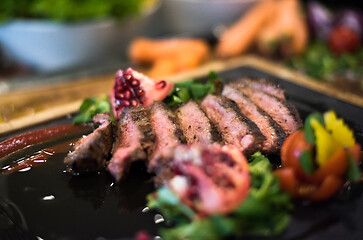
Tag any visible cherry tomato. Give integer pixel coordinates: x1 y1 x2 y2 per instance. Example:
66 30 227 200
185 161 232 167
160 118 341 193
280 130 313 179
274 167 298 197
328 25 360 55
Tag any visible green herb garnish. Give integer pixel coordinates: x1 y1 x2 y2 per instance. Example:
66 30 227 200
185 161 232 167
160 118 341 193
299 150 315 175
304 112 324 145
163 71 223 107
73 95 112 124
347 154 361 183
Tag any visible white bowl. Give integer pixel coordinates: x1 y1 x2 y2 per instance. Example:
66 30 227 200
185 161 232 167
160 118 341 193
0 3 162 72
160 0 261 37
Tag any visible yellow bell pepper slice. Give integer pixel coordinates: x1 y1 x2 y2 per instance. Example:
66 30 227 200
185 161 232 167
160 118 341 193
311 111 356 166
310 119 340 166
324 111 355 148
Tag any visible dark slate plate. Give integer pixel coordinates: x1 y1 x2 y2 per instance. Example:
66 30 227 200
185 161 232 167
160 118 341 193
1 66 362 240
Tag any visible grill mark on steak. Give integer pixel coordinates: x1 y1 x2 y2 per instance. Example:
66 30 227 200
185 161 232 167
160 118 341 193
176 101 223 144
64 114 113 174
108 106 155 181
200 94 265 154
148 101 186 173
233 78 286 100
222 85 285 153
232 85 302 135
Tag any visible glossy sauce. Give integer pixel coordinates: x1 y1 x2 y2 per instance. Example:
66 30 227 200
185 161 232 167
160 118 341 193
0 124 91 158
0 139 75 175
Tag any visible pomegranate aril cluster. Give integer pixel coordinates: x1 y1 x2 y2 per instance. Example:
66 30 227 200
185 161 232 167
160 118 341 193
113 69 144 114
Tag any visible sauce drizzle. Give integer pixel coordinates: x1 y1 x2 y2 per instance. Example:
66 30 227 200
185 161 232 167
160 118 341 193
0 139 77 175
0 124 91 159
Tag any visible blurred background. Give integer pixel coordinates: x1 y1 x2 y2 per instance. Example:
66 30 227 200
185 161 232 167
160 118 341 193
0 0 362 94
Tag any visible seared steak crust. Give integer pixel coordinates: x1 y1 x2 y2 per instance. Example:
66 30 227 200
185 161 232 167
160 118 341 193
108 106 155 181
148 101 186 172
231 85 302 135
176 101 222 144
222 85 285 153
64 114 113 174
201 94 265 154
233 78 286 100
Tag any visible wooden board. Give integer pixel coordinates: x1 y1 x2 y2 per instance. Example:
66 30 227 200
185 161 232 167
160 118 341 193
1 55 362 135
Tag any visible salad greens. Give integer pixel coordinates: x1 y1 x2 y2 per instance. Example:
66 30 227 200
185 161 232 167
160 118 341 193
0 0 146 22
73 95 112 124
147 152 292 240
163 71 223 108
287 42 363 83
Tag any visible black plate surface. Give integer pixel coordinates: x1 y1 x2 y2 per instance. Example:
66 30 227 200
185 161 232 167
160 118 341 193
1 66 363 240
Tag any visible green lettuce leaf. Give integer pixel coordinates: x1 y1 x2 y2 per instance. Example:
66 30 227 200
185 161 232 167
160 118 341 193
73 95 112 124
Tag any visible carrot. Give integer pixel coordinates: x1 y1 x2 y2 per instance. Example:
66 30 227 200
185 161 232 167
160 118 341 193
257 0 308 56
279 0 308 56
215 0 276 58
129 38 209 64
149 52 208 78
129 38 210 77
256 0 286 55
289 2 308 54
129 38 158 63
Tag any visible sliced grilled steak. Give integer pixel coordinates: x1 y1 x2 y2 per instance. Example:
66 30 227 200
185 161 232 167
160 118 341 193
108 106 155 181
222 85 285 153
233 78 286 100
232 86 302 135
148 101 186 172
200 94 265 154
64 114 113 174
176 101 222 144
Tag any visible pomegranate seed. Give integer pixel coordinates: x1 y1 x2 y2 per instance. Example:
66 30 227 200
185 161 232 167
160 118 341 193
124 90 131 99
131 79 140 87
156 80 166 89
131 99 139 106
124 74 132 80
116 85 123 91
117 93 125 99
123 100 130 106
136 89 144 97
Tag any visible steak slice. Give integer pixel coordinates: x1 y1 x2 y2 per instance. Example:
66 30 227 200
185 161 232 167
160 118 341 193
222 85 285 153
233 78 286 100
176 101 222 144
200 94 265 154
148 101 186 172
108 106 155 181
232 85 302 135
64 114 113 174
